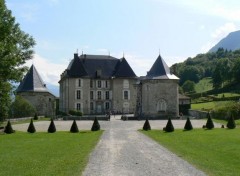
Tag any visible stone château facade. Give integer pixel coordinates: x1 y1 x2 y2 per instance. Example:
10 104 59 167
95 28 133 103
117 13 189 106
59 53 179 118
16 65 56 117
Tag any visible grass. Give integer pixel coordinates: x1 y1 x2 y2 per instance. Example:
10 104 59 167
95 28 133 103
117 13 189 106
142 129 240 176
0 117 50 126
195 77 213 93
191 101 233 111
212 93 240 98
0 131 103 176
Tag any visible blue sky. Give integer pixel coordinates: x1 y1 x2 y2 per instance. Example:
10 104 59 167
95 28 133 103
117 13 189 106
6 0 240 91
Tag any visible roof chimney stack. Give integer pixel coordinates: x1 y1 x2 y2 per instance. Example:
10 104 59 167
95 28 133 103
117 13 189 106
74 53 78 59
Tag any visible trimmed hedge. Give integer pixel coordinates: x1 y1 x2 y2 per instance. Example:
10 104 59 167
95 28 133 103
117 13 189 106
227 115 236 129
4 121 15 134
91 117 100 131
184 117 193 130
27 118 36 133
206 112 214 129
143 119 151 131
48 118 56 133
164 118 174 132
70 119 79 133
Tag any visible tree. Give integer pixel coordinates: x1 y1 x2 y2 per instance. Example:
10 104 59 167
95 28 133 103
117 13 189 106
143 119 151 131
232 58 240 82
164 118 174 132
91 117 100 131
206 112 214 129
48 119 56 133
184 117 193 130
227 115 236 129
0 1 35 121
182 80 195 93
27 118 36 133
179 66 201 85
10 96 36 118
70 119 79 133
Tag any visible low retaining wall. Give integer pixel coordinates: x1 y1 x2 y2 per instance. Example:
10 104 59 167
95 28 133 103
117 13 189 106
188 110 208 119
62 115 109 121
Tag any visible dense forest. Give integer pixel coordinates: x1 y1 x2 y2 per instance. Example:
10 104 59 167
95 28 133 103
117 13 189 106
171 48 240 92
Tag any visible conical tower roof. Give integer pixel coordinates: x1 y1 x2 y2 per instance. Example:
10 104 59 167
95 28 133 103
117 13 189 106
114 57 136 77
16 65 50 93
146 55 178 79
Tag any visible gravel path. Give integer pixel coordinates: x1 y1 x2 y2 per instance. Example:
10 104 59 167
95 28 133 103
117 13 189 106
13 117 217 176
82 117 208 176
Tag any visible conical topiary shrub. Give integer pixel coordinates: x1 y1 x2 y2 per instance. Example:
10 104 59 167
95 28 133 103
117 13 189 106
91 117 100 131
27 118 36 133
206 112 214 129
33 113 38 120
48 118 56 133
227 115 236 129
184 117 193 131
4 120 14 134
164 118 174 132
70 119 79 133
143 119 151 131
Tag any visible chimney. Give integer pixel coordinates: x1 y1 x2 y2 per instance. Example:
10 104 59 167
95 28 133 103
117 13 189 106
74 53 78 59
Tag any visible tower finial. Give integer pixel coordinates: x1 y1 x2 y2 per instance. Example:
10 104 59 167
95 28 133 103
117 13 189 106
108 50 110 56
82 50 83 55
159 48 160 56
123 51 125 58
77 49 78 54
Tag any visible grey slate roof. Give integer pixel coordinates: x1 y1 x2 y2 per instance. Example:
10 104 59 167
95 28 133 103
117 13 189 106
16 65 51 93
63 54 137 79
146 55 179 80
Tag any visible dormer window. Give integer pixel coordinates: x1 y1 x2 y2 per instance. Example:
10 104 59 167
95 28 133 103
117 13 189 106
96 69 102 78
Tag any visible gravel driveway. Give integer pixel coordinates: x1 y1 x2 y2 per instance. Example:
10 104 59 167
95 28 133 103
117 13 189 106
13 116 215 176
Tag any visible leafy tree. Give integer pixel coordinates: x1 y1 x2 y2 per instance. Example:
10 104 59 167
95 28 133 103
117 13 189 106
10 96 36 118
0 0 35 121
212 58 232 89
70 119 79 133
27 118 36 133
143 119 151 131
232 58 240 82
182 80 195 93
179 66 201 85
91 117 100 131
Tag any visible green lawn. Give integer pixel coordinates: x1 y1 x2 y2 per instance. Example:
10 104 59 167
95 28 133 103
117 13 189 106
142 129 240 176
0 131 103 176
191 101 233 111
195 77 213 93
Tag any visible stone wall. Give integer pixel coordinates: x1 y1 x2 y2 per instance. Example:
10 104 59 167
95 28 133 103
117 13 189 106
18 92 56 117
141 79 179 118
188 110 208 119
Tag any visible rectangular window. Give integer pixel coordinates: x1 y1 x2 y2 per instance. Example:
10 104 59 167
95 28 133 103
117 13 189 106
78 79 81 87
105 91 109 100
97 80 101 88
97 91 102 100
76 103 81 111
90 91 94 100
76 90 81 99
124 91 129 100
90 80 93 88
105 102 110 110
105 81 108 88
90 102 94 110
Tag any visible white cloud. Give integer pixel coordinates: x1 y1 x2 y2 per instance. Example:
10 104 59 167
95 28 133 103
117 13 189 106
25 54 67 86
201 23 237 52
